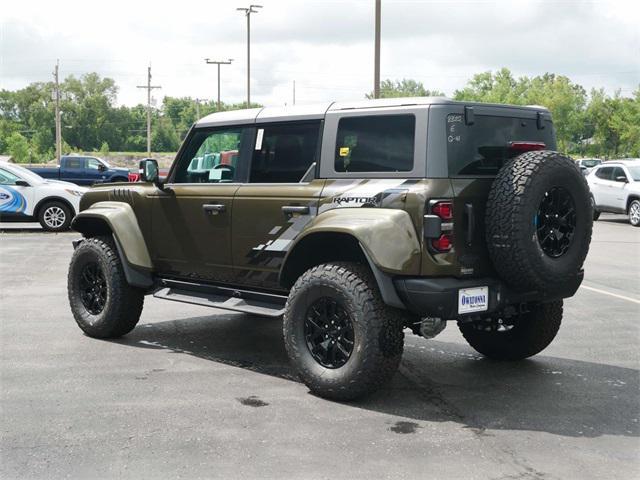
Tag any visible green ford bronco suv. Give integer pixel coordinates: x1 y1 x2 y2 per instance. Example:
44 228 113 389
67 97 592 400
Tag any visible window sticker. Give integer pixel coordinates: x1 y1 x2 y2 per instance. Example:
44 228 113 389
339 147 350 157
255 128 264 150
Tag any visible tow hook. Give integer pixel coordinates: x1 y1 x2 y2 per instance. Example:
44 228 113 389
412 317 447 339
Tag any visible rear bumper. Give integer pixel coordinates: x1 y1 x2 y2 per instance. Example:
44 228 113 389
394 271 584 319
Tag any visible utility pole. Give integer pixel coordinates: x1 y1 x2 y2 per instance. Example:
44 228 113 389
53 60 62 162
293 80 296 105
204 58 233 111
374 0 381 99
137 66 161 156
237 5 262 107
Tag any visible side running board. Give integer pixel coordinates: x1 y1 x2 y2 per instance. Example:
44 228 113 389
153 279 287 317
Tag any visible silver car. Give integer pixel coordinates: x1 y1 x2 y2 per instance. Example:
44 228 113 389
587 159 640 226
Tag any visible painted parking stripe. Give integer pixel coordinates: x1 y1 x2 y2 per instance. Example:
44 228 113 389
580 285 640 305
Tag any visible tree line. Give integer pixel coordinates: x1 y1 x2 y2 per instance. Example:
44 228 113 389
1 69 638 163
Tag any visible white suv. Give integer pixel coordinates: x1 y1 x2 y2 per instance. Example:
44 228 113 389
587 160 640 226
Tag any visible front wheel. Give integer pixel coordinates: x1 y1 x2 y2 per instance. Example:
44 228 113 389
67 236 144 338
458 301 562 360
38 201 72 231
591 196 600 221
629 199 640 227
283 262 405 401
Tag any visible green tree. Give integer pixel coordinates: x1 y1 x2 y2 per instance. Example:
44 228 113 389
6 132 31 163
151 117 180 152
367 79 444 99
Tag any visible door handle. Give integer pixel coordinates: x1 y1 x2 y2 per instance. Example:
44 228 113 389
464 203 475 245
282 205 309 215
202 204 226 214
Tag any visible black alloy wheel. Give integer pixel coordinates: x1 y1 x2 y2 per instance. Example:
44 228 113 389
79 262 107 315
304 297 355 369
536 187 576 258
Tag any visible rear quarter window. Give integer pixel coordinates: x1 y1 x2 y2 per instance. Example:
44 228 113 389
335 114 415 172
447 114 556 176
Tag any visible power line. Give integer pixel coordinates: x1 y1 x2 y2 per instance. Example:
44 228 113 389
136 66 161 156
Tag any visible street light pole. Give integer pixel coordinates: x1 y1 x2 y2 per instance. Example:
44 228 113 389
205 58 233 111
237 5 262 107
374 0 381 99
136 66 161 156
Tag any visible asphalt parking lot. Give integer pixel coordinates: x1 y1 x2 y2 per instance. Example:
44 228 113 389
1 215 639 480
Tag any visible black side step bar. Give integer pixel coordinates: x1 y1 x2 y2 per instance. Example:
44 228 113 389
153 279 287 317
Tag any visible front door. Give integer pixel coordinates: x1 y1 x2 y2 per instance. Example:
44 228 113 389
150 126 253 283
232 121 324 290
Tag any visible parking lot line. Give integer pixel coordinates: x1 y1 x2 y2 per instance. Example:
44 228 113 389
580 285 640 305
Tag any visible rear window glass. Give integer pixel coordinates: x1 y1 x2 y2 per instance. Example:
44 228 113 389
335 115 415 172
446 114 556 176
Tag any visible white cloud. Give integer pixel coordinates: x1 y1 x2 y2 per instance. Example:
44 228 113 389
1 0 638 107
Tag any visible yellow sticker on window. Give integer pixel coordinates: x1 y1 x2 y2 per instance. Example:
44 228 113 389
339 147 350 157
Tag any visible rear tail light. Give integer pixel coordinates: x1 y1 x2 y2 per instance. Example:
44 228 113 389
431 234 452 252
508 141 546 153
427 200 454 253
431 201 453 220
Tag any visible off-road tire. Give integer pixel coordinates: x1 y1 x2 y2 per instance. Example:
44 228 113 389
283 262 405 401
486 150 592 293
68 235 144 338
459 300 562 360
38 201 72 232
629 199 640 227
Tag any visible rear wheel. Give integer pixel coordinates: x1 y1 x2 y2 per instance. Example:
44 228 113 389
38 201 72 232
629 199 640 227
459 301 562 360
67 236 144 338
283 262 404 401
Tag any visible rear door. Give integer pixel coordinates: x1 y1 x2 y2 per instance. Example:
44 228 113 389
610 167 629 211
232 120 324 290
150 126 254 283
429 105 557 278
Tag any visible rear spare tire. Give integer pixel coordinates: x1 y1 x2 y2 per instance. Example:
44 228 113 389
486 151 592 293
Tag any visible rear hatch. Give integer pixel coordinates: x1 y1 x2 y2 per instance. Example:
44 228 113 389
430 105 557 278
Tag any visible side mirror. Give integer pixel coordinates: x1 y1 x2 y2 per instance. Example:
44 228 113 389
615 175 628 183
139 159 162 187
98 163 107 172
15 180 30 187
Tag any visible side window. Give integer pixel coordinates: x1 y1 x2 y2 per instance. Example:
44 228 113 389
86 158 101 170
65 158 84 169
335 115 415 172
595 167 613 180
0 168 20 185
173 127 251 184
250 122 320 183
612 167 627 182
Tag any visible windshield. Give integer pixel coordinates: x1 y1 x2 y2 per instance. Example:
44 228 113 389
628 166 640 181
581 159 601 168
4 164 45 184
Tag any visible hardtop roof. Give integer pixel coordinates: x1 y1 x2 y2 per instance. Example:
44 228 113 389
195 97 550 128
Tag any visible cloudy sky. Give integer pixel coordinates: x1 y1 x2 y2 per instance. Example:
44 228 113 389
1 0 638 107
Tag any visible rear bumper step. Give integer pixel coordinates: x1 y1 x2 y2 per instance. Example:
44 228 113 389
153 279 287 317
394 271 584 319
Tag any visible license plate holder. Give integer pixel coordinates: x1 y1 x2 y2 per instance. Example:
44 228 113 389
458 286 489 314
